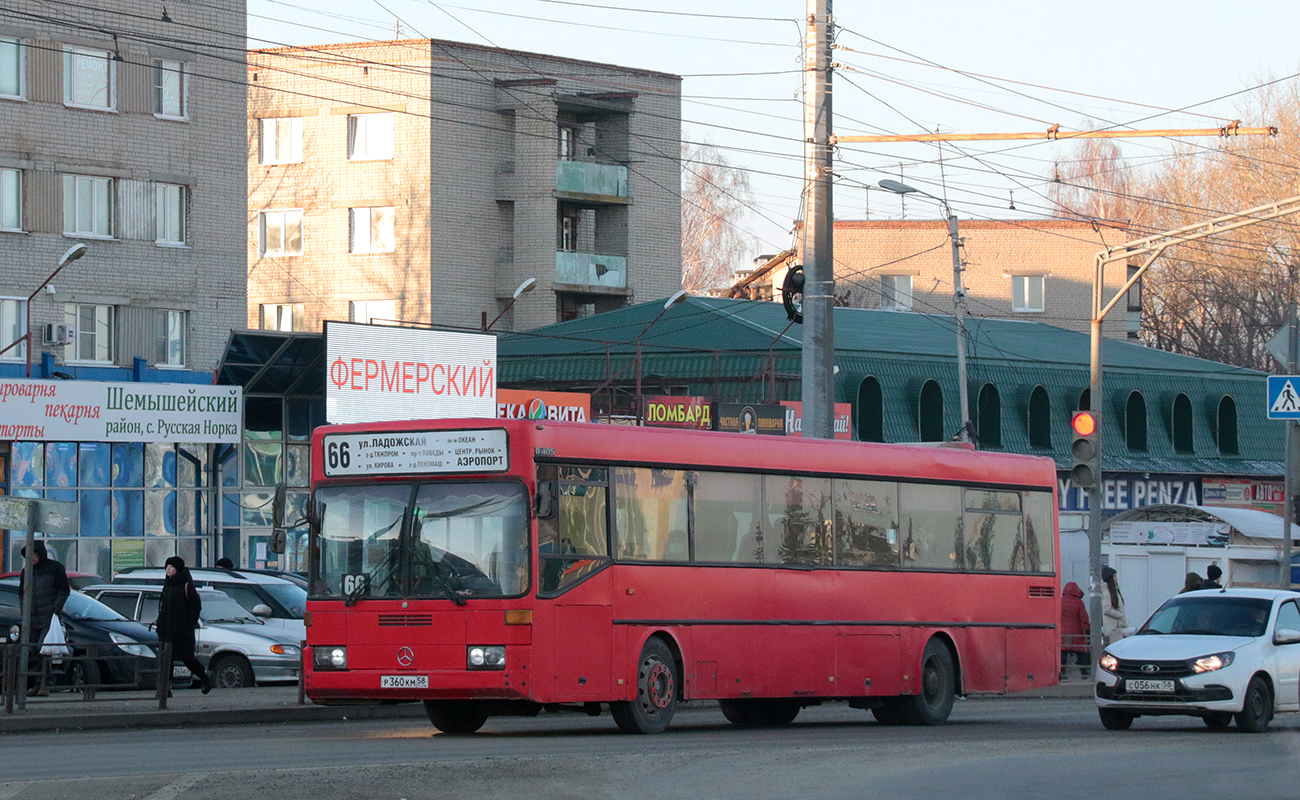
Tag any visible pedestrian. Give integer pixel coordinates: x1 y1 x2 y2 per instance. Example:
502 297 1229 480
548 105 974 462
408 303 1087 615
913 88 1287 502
1059 581 1091 681
156 556 211 694
17 540 70 696
1181 572 1203 593
1101 566 1127 645
1200 563 1223 590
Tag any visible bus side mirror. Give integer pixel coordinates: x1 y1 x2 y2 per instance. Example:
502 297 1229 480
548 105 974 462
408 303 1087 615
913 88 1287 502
272 483 288 528
534 481 557 520
270 528 287 554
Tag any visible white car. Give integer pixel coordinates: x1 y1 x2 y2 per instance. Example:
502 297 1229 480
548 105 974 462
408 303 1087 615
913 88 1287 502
1095 588 1300 732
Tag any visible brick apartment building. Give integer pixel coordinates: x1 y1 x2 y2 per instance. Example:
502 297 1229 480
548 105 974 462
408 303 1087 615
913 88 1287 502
246 39 683 334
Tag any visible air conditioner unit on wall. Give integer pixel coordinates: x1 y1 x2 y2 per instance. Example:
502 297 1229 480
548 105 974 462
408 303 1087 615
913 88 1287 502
42 323 73 345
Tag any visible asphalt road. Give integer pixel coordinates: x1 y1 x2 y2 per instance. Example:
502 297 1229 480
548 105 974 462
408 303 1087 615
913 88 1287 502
3 698 1299 799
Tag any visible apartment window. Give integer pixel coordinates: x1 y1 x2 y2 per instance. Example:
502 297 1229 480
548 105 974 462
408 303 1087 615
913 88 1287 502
258 210 303 256
1012 275 1045 312
63 175 113 238
0 168 19 231
0 297 25 360
880 275 912 310
154 59 187 118
155 183 186 245
156 309 186 367
259 118 303 165
261 303 304 332
559 209 579 251
65 303 115 363
349 206 395 253
62 46 115 110
0 37 24 99
349 299 398 326
558 125 578 160
347 113 393 160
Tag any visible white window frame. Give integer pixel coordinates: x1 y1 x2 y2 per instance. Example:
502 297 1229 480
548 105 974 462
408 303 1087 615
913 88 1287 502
62 46 116 111
63 174 114 238
349 206 395 253
0 297 26 361
0 36 25 101
259 117 303 165
65 303 115 363
258 209 303 256
0 167 20 232
559 209 579 251
558 125 578 160
155 183 186 246
880 275 913 310
156 309 186 367
1012 275 1045 313
347 113 394 161
349 299 398 326
154 59 187 119
261 303 304 332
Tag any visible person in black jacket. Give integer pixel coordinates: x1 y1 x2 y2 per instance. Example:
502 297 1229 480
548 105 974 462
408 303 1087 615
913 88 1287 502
18 540 70 696
156 556 211 694
1201 563 1223 589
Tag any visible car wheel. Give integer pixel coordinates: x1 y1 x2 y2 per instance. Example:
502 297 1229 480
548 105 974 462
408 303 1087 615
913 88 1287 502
1098 708 1134 730
210 655 254 689
67 657 101 693
423 700 487 734
1203 712 1233 730
1234 676 1272 733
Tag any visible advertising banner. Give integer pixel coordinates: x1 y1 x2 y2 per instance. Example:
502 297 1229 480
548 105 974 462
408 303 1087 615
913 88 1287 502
324 321 496 423
643 395 712 429
1109 520 1229 547
497 389 591 422
1058 472 1202 514
713 403 786 435
779 401 853 439
0 378 241 443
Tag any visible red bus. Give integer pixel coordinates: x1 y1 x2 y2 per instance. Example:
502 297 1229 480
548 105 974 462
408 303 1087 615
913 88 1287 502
300 418 1061 734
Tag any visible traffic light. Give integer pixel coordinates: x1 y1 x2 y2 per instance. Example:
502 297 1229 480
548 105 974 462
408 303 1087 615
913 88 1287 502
1070 411 1101 490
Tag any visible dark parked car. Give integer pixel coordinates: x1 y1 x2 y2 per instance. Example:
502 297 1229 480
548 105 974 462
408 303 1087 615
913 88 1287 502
1 571 106 590
0 580 178 691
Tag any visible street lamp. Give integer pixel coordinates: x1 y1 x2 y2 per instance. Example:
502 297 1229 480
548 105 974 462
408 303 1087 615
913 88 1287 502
878 181 972 442
482 277 538 333
635 290 689 403
0 244 88 377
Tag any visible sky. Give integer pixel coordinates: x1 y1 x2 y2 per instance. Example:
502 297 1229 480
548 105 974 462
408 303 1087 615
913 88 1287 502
245 0 1300 265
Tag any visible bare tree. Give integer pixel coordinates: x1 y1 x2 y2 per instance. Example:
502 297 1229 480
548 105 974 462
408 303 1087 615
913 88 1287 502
681 141 756 293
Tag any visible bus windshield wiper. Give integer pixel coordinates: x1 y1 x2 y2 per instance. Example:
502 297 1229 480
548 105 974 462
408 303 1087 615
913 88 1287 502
423 560 467 606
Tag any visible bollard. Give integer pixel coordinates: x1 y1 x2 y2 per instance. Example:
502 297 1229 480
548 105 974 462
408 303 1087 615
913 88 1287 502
155 641 172 709
297 640 307 705
3 643 15 714
81 644 98 702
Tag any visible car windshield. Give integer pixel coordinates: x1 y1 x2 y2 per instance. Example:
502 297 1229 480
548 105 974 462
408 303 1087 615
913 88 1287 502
313 481 529 601
201 593 261 624
262 584 307 618
1139 596 1273 638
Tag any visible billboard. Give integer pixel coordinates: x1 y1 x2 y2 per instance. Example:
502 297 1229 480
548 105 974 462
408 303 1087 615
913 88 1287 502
497 389 591 422
779 401 853 439
714 403 786 435
324 321 496 423
643 395 712 430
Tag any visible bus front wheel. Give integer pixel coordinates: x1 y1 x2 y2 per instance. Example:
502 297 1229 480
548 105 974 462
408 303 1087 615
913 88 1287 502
612 637 677 734
899 639 956 725
424 700 487 734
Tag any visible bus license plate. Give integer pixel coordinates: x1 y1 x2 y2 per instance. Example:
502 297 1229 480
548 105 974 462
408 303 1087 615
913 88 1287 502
1126 679 1174 693
381 675 428 689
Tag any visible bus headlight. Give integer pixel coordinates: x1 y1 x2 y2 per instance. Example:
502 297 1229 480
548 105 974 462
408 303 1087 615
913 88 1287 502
314 646 347 670
467 645 506 670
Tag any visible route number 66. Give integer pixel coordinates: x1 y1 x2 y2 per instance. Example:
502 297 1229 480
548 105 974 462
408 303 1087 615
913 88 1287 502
326 441 351 470
342 574 369 596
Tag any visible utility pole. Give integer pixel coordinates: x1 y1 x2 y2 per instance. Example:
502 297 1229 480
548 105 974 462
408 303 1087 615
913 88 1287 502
1285 302 1298 588
949 213 971 442
800 0 835 440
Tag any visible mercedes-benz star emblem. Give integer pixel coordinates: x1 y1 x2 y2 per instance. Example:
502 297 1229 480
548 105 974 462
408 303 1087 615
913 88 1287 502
1140 664 1159 674
397 647 414 667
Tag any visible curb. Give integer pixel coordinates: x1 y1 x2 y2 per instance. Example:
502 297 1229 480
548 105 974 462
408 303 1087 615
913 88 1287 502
0 702 426 734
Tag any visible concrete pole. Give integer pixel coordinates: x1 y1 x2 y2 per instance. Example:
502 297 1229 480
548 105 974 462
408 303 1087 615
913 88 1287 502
949 214 970 442
800 0 835 440
1088 288 1104 665
1285 302 1297 588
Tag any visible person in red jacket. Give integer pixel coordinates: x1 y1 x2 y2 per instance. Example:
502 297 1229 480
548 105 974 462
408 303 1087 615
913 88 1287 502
1059 581 1091 681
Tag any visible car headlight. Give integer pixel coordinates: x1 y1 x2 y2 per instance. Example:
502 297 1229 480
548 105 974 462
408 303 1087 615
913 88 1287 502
1099 653 1119 672
1191 652 1235 673
8 624 19 643
467 645 506 670
270 644 301 656
313 646 347 670
110 632 155 658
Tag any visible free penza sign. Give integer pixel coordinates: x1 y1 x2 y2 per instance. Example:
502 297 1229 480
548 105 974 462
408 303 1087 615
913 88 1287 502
324 321 497 424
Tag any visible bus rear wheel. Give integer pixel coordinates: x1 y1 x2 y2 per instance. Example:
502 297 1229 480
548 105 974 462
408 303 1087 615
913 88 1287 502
870 699 905 725
424 700 487 734
899 639 956 725
748 699 800 726
718 699 753 724
612 638 677 734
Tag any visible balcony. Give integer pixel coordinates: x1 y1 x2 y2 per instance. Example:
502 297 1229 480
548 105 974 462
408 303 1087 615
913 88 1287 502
555 160 629 202
556 252 627 291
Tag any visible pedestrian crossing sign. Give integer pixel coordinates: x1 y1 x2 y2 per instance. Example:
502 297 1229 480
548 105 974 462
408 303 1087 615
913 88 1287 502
1268 376 1300 419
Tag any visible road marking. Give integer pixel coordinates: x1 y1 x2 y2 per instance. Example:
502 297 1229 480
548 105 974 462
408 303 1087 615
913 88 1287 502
142 773 207 800
0 784 30 800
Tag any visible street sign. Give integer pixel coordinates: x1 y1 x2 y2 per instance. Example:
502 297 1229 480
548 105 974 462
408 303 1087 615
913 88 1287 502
0 497 80 535
1267 316 1300 368
1268 376 1300 420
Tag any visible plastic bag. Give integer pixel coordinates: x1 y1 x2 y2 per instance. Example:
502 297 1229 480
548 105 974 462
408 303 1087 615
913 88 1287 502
41 614 71 658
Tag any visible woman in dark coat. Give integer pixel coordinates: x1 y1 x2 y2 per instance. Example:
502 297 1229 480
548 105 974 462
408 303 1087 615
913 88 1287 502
1059 581 1091 681
157 556 211 693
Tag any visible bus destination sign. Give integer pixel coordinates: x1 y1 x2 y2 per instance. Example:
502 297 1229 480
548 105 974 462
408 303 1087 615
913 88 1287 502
322 429 509 477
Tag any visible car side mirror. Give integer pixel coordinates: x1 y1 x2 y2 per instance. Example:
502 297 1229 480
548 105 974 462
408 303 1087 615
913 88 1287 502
252 604 274 618
272 483 287 528
1120 627 1136 638
1274 628 1300 645
196 618 207 629
534 481 557 520
270 528 287 554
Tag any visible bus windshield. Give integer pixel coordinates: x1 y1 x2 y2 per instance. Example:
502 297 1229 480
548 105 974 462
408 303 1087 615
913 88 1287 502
313 481 529 600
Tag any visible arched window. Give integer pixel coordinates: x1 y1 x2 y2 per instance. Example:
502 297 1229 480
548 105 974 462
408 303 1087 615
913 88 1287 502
1028 385 1051 449
1172 393 1194 453
856 376 884 443
1217 395 1239 455
1126 391 1148 451
977 383 1001 447
919 379 944 441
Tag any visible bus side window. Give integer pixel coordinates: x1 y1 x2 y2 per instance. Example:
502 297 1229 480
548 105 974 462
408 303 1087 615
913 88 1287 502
538 465 610 594
693 471 762 563
899 483 962 570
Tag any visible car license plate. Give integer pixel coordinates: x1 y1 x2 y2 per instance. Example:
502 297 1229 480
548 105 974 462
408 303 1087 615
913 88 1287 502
173 665 192 679
1126 679 1175 692
381 675 428 689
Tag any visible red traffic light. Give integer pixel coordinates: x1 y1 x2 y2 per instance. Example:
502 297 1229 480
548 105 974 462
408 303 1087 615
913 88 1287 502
1072 411 1096 437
